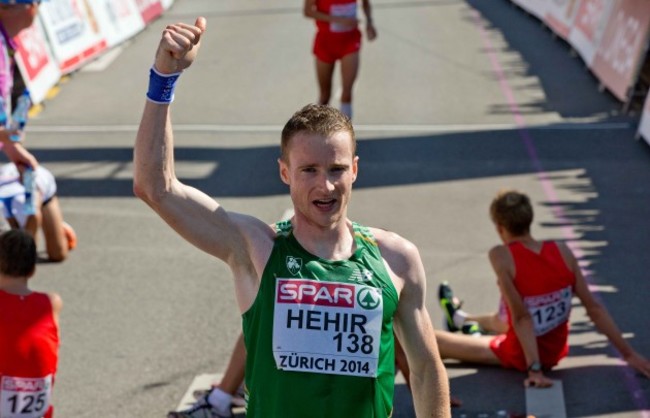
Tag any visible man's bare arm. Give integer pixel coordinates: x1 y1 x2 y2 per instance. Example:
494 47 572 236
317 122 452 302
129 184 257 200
133 18 273 291
374 229 450 417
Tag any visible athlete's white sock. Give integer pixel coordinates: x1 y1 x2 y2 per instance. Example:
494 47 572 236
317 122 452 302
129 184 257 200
340 102 352 120
208 387 233 415
453 310 468 329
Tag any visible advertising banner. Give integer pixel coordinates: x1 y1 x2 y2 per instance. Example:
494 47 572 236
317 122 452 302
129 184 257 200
544 0 582 40
160 0 175 10
567 0 615 66
590 0 650 102
13 19 61 105
37 0 108 74
133 0 164 24
85 0 145 48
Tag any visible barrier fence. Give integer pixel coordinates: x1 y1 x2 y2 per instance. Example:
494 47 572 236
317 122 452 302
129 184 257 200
13 0 175 105
509 0 650 146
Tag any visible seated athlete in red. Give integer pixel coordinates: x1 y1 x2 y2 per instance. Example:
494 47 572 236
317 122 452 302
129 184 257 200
432 189 650 387
0 229 62 418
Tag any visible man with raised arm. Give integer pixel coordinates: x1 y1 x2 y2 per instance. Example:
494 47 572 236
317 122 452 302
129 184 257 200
133 17 450 418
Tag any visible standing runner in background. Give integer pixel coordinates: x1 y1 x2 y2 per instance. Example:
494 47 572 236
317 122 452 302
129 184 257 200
303 0 376 120
134 17 450 418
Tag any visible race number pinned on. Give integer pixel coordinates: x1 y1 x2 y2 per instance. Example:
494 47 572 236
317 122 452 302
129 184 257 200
273 278 383 378
525 286 572 336
0 375 52 418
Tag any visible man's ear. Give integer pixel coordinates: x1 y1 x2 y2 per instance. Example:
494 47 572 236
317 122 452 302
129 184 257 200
351 156 359 183
278 158 290 185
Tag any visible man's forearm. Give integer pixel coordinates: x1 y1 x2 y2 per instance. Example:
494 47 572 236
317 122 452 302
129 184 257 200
411 360 451 417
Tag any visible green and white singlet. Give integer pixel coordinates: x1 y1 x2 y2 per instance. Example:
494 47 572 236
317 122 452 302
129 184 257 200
242 221 399 418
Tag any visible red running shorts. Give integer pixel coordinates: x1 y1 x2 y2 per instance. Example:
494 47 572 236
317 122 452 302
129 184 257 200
313 29 362 63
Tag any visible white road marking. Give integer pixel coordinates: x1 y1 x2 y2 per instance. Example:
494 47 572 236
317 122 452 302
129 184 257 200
526 379 567 418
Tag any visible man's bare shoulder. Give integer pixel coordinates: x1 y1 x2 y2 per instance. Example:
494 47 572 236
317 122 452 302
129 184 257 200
488 243 509 259
368 227 420 272
369 227 416 252
488 244 513 274
229 212 276 240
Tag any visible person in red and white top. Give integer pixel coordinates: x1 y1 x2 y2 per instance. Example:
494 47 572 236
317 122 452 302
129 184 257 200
303 0 376 120
0 229 62 418
0 0 42 233
433 189 650 388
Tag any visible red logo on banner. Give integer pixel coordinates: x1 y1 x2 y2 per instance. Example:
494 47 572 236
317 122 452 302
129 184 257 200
591 1 650 101
13 26 50 81
575 0 605 41
134 0 164 24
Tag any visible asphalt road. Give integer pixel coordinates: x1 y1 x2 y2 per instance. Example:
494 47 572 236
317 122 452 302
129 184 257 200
18 0 650 417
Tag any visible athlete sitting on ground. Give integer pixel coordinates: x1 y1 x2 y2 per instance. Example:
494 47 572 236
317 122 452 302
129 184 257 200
432 190 650 388
0 163 76 261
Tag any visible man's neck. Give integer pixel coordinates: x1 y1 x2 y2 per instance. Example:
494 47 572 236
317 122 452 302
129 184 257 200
291 217 356 261
0 275 31 296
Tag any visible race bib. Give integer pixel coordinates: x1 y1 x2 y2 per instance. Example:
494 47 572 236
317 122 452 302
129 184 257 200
330 3 357 32
0 375 52 418
524 286 572 336
273 278 383 378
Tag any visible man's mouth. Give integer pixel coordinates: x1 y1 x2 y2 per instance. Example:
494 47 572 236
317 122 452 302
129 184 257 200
313 198 337 210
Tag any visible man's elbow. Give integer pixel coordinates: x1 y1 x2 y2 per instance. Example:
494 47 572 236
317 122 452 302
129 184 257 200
133 177 164 207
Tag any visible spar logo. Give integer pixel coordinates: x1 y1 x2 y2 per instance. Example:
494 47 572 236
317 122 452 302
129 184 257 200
1 376 49 392
286 256 302 276
277 279 355 307
357 287 381 310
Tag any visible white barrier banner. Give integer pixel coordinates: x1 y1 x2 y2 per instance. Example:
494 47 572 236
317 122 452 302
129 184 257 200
567 0 614 66
590 0 650 102
511 0 548 20
38 0 108 74
161 0 175 10
13 18 61 105
133 0 164 24
544 0 582 40
85 0 145 48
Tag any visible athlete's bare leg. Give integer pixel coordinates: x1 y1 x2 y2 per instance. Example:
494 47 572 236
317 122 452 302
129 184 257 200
339 51 360 105
315 59 335 105
466 312 508 335
216 333 246 395
435 330 501 365
41 196 68 262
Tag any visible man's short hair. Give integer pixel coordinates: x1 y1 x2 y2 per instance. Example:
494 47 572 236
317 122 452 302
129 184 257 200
280 104 356 162
489 190 533 236
0 229 36 277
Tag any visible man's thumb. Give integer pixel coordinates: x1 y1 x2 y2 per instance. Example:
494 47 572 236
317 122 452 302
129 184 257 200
195 16 207 32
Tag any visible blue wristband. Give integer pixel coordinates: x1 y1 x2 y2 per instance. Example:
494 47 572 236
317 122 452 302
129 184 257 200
146 66 182 104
